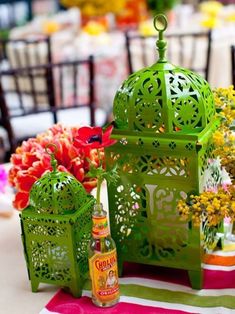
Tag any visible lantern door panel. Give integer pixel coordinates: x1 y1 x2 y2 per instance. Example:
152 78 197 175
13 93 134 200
108 176 201 271
109 146 201 270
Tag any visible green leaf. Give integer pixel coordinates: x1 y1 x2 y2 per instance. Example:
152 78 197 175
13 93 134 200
86 164 119 185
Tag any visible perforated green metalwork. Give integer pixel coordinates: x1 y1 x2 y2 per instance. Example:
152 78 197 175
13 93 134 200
20 196 95 297
29 145 88 215
30 171 88 215
107 14 222 290
113 66 215 134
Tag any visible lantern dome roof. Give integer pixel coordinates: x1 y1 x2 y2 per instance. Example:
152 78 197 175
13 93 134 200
113 15 215 135
29 146 89 215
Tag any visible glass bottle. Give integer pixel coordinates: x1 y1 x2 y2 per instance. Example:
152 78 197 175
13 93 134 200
88 203 119 307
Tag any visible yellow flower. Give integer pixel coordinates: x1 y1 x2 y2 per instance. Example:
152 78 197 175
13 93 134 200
200 17 219 29
200 1 223 16
60 0 125 16
213 130 225 146
139 21 156 36
42 20 60 35
82 4 96 17
83 21 106 35
213 87 235 181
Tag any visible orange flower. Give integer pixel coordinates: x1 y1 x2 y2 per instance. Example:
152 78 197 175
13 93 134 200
9 124 105 210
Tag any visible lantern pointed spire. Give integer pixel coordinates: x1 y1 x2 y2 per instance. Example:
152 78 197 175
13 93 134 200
154 14 168 63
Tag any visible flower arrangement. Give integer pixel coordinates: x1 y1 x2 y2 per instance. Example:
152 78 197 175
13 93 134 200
213 86 235 183
177 157 234 250
176 86 235 249
177 184 235 250
177 157 233 227
177 185 234 228
8 124 114 210
0 164 7 193
73 125 117 204
60 0 125 17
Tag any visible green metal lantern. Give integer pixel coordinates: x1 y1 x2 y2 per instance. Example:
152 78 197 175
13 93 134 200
106 15 222 289
20 146 95 297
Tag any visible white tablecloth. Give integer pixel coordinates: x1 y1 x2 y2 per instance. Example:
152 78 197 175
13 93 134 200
0 210 58 314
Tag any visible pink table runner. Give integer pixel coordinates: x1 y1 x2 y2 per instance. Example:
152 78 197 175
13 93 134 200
40 244 235 314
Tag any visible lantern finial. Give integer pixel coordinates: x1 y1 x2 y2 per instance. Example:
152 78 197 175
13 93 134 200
154 14 168 62
45 143 58 172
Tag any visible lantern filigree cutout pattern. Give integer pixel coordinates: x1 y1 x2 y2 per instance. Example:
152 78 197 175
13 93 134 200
106 15 222 289
113 68 215 133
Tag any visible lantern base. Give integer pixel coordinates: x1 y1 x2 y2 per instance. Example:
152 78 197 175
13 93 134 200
188 270 203 290
31 280 39 293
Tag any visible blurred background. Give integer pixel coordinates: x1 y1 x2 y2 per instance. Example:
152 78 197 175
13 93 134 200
0 0 235 162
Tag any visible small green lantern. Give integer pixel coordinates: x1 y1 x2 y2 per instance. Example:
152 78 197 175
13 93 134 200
106 15 222 289
20 145 95 297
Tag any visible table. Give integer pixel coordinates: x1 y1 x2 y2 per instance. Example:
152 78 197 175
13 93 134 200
1 163 235 313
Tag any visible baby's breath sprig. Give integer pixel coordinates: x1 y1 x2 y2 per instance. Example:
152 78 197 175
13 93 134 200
177 185 235 228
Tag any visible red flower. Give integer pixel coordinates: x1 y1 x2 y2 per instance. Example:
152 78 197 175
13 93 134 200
70 157 85 182
73 125 116 150
13 191 29 210
83 178 98 193
16 172 38 191
73 125 117 205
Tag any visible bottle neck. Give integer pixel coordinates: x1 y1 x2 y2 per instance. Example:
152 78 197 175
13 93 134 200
92 203 110 239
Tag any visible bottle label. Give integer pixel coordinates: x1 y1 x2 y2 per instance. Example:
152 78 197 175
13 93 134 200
92 215 109 238
89 249 119 303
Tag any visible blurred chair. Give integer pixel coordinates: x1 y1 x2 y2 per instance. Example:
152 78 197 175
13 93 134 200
0 56 108 154
0 0 33 31
0 36 54 156
0 36 52 67
231 45 235 87
125 30 212 81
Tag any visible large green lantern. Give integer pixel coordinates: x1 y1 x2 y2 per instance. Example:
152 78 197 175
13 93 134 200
20 146 95 297
106 15 222 289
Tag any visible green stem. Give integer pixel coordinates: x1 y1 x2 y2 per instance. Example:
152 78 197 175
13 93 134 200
96 148 103 205
96 175 102 205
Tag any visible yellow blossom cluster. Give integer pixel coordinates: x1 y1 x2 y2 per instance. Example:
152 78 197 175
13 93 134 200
199 1 223 29
60 0 126 17
213 86 235 183
177 185 235 227
200 1 223 16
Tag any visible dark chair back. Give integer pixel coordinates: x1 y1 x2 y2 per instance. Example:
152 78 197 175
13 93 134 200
125 30 212 81
231 45 235 87
0 36 52 66
0 56 108 154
